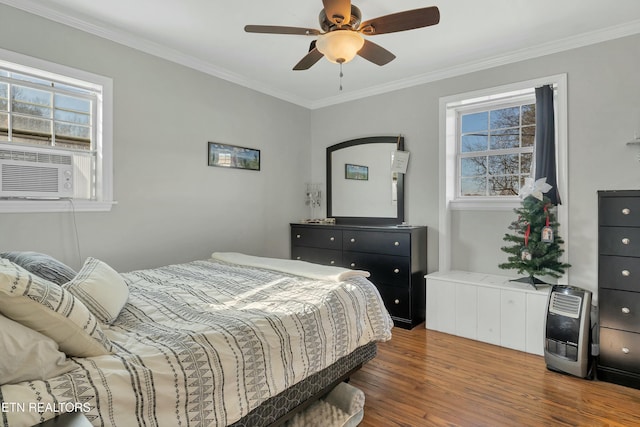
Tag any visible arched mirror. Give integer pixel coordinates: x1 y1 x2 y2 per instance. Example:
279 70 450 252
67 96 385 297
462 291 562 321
326 136 404 225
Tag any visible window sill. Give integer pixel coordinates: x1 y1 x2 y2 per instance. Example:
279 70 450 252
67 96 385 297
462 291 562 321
0 199 116 213
450 198 521 211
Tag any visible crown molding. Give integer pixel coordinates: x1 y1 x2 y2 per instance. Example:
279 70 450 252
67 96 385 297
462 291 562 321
0 0 312 107
309 19 640 109
3 0 640 110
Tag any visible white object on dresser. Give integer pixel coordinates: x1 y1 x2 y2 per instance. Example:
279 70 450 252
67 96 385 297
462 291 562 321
425 270 550 356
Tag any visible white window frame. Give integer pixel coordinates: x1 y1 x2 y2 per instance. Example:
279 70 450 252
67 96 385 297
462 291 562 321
438 74 568 272
0 47 114 213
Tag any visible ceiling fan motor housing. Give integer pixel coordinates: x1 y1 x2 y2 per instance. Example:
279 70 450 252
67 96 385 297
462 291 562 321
319 5 362 32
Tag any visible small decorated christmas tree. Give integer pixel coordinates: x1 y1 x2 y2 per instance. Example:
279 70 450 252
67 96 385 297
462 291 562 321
499 178 570 287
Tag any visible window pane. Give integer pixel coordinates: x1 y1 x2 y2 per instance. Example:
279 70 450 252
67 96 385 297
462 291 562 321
9 72 52 87
521 152 532 174
55 122 90 141
490 107 519 130
54 82 92 96
522 125 535 147
0 99 6 112
12 85 51 107
55 94 90 114
13 115 51 139
12 101 51 118
522 104 535 125
461 112 488 133
461 176 486 196
0 82 7 106
490 130 519 150
461 156 487 177
55 109 90 125
489 176 519 196
488 154 519 175
461 133 488 152
0 112 7 141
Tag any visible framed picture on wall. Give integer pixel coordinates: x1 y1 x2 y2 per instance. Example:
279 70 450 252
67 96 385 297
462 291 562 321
208 142 260 171
345 163 368 180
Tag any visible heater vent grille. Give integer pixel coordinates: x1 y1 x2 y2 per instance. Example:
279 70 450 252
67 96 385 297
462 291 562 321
549 292 582 319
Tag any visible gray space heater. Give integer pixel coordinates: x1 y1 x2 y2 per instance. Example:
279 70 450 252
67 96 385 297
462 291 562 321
544 285 592 378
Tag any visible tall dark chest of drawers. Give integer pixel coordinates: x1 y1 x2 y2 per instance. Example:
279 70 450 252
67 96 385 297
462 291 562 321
598 190 640 389
290 223 427 329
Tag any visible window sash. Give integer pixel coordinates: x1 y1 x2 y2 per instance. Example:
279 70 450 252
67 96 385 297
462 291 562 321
0 67 98 152
455 96 535 199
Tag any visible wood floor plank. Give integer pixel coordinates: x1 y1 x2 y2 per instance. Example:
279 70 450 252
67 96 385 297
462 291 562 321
350 326 640 426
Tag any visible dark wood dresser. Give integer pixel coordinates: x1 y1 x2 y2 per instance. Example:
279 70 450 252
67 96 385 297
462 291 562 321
290 223 427 329
598 190 640 389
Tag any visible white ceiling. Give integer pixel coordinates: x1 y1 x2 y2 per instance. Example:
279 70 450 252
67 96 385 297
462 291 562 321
3 0 640 108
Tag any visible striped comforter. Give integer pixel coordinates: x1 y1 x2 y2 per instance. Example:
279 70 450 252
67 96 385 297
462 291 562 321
0 258 392 426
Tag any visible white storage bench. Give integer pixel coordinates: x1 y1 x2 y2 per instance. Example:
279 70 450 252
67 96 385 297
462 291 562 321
425 271 551 356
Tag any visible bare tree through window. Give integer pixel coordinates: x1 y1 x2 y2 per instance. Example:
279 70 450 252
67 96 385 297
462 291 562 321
459 103 535 197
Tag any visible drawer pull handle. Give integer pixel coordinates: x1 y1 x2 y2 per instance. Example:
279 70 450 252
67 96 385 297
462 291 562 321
622 307 631 314
394 268 400 274
394 299 400 305
296 234 301 239
394 241 400 246
622 238 631 245
622 269 631 277
330 260 335 265
350 263 356 268
330 237 335 241
350 238 356 243
622 208 631 215
296 256 301 260
622 347 630 354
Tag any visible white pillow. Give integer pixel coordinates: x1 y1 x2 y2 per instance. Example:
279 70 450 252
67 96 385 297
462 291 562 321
0 314 76 385
0 259 113 357
63 257 129 325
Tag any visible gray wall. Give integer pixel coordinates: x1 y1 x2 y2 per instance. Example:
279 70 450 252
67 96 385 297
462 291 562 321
2 4 640 297
0 4 311 272
311 34 640 295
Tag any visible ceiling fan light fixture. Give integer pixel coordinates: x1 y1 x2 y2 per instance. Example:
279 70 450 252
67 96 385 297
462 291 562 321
316 30 364 64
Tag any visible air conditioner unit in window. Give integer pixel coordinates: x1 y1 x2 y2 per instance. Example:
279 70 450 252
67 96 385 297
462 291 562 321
0 144 74 199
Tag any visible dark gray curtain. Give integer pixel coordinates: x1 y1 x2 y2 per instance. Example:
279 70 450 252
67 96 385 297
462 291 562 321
534 84 561 205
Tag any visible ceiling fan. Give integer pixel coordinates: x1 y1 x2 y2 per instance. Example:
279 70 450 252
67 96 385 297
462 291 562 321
244 0 440 70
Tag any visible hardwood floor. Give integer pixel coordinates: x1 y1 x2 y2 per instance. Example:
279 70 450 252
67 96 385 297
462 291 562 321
350 326 640 426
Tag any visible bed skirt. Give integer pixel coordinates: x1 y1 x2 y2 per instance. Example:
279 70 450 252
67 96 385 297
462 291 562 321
229 342 377 427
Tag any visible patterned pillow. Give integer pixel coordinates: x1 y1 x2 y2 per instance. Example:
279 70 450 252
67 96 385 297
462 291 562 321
0 314 76 385
0 251 77 285
63 257 129 325
0 259 113 357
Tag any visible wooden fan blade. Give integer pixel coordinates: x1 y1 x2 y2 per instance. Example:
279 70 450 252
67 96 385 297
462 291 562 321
244 25 320 36
357 39 396 66
322 0 352 26
359 6 440 35
293 43 324 70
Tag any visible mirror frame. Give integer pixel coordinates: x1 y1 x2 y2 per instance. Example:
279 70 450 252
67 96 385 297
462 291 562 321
326 136 405 225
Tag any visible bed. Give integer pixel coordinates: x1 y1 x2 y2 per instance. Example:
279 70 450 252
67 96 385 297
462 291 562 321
0 252 392 427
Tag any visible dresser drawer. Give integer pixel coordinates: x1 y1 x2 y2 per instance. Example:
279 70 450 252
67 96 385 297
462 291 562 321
599 227 640 257
342 230 410 256
291 226 342 250
291 246 343 266
376 284 410 320
600 196 640 227
599 255 640 291
599 327 640 374
343 252 410 287
599 289 640 333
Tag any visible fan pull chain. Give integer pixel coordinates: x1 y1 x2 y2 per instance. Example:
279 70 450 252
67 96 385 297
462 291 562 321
339 62 344 91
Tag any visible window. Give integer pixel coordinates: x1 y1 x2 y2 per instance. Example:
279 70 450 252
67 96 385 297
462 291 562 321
458 98 535 197
0 48 113 212
438 74 568 271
